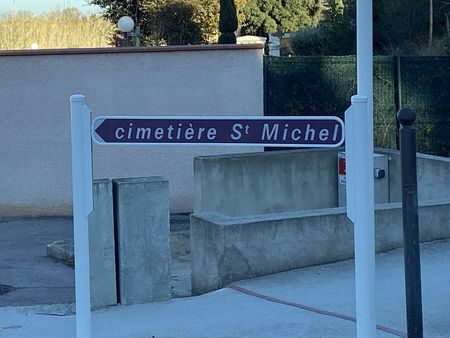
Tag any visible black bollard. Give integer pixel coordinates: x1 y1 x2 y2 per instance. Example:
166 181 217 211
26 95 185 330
397 107 423 338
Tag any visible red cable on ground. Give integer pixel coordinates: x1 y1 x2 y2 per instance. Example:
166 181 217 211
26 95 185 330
225 284 406 338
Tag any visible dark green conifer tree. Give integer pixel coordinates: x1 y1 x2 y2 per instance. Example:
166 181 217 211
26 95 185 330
218 0 238 44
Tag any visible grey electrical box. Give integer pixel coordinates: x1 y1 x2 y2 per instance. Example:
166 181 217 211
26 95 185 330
338 152 390 207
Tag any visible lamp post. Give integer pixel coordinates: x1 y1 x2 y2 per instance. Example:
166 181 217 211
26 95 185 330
118 16 135 47
117 15 143 47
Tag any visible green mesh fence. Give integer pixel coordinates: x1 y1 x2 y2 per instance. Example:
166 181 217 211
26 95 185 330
400 57 450 156
264 56 397 149
373 57 397 149
265 56 450 155
264 56 357 119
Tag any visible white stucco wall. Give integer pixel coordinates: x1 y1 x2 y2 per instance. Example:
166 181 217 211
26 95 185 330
0 45 264 217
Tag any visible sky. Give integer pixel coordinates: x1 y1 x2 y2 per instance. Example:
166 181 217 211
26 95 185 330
0 0 102 15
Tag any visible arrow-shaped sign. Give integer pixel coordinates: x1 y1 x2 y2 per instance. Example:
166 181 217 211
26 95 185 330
92 116 344 148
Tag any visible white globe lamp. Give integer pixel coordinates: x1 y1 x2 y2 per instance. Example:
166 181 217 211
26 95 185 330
118 16 135 33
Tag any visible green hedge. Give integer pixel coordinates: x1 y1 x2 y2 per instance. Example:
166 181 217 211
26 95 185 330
264 56 450 156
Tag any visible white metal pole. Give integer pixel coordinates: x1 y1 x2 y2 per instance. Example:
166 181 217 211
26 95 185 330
357 0 373 104
355 0 376 336
70 94 93 338
351 96 376 338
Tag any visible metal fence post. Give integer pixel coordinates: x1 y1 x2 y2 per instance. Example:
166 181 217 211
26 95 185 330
397 107 423 338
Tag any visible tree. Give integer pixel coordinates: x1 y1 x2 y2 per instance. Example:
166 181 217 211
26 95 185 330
91 0 330 45
90 0 216 45
326 0 344 22
141 0 204 45
373 0 449 54
290 0 355 55
372 0 428 54
240 0 323 36
218 0 238 43
291 0 450 55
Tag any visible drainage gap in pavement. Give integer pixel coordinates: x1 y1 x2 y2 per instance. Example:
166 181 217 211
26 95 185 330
0 284 15 295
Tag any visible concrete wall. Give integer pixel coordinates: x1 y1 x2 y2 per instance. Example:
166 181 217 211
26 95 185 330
192 148 450 294
191 200 450 294
194 148 340 216
376 148 450 202
195 148 450 216
0 45 264 217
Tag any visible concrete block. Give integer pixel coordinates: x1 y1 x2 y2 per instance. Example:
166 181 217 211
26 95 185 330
194 148 340 217
113 177 170 304
191 200 450 295
191 209 354 295
88 179 117 308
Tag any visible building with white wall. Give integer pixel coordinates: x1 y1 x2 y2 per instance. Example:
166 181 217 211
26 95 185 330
0 45 264 217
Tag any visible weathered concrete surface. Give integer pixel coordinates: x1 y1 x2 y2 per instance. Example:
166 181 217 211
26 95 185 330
88 179 117 308
169 227 192 298
191 210 353 295
191 200 450 294
194 148 340 216
195 148 450 218
170 253 191 298
376 148 450 202
113 177 171 304
0 218 74 307
192 148 450 294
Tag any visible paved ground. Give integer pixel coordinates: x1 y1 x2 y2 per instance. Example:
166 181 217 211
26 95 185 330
0 218 74 306
1 218 450 337
0 217 191 306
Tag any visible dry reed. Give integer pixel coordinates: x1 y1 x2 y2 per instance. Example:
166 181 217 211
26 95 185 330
0 8 115 50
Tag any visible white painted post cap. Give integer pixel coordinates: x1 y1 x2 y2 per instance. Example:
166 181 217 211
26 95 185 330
70 94 86 102
351 95 368 104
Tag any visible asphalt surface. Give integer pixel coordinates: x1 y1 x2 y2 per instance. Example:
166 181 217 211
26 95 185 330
1 218 450 337
0 218 74 307
0 217 192 307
